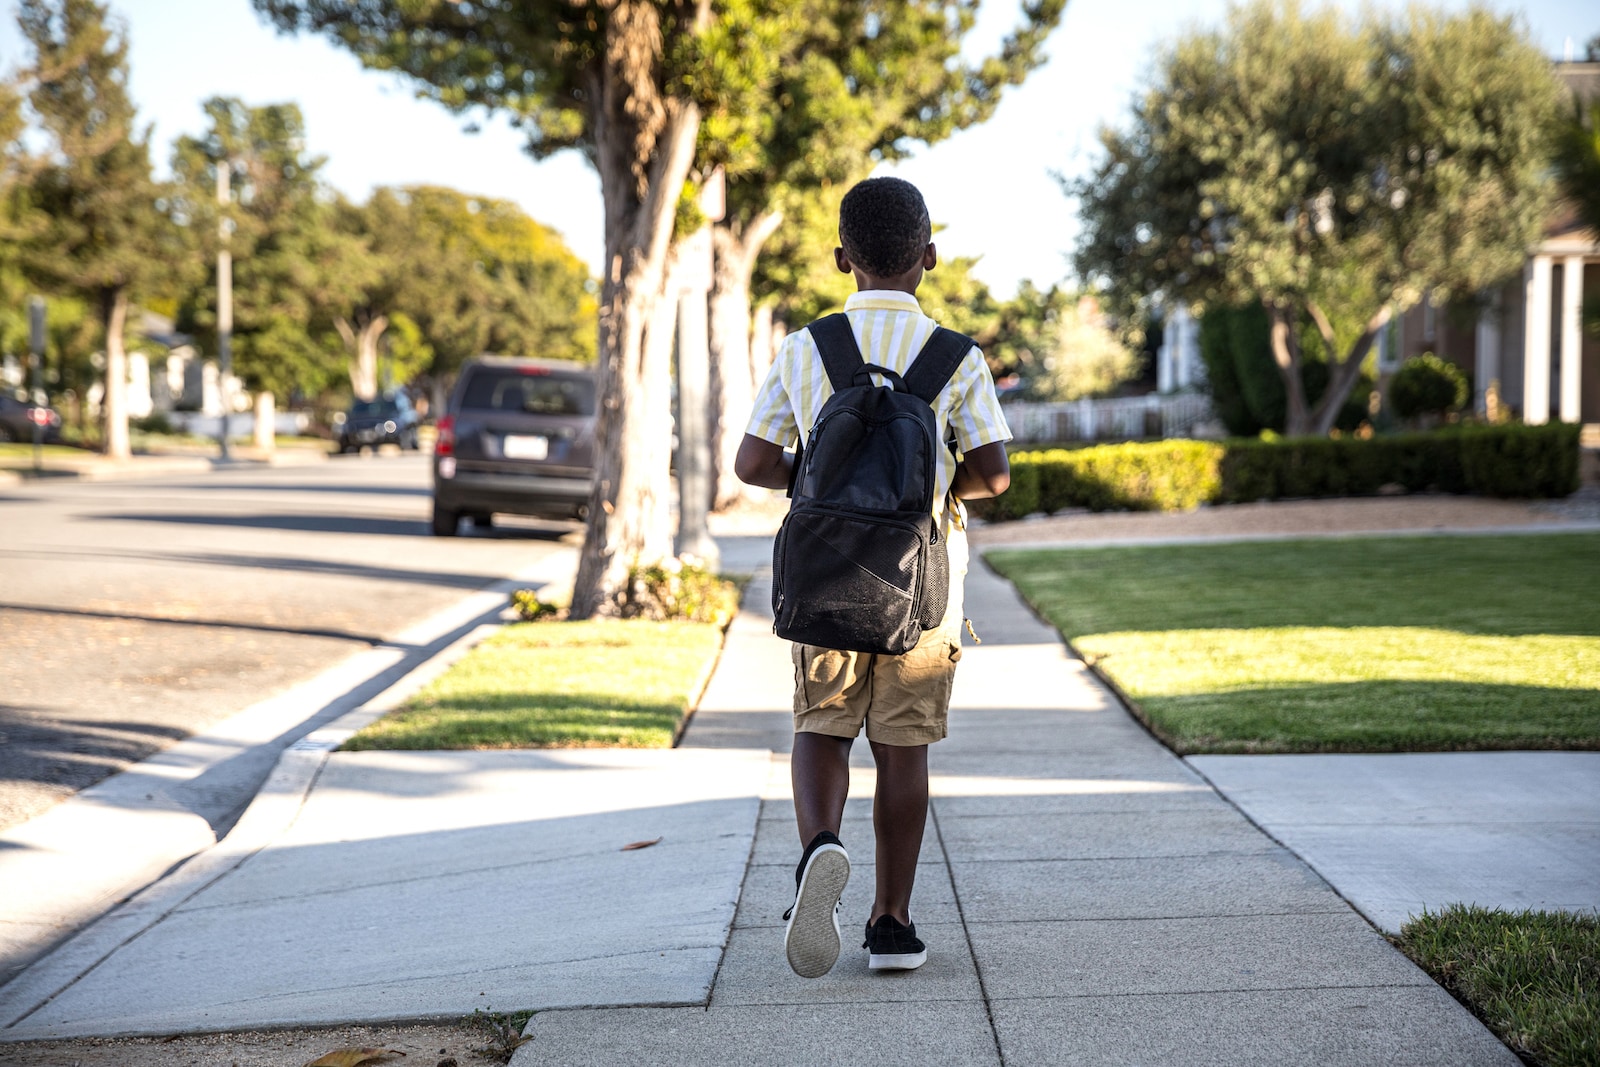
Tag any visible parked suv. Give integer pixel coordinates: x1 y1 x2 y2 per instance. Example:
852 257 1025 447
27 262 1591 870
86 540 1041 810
431 356 597 536
336 392 421 453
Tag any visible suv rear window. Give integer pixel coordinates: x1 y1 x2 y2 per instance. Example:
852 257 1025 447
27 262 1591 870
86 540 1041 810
462 368 596 416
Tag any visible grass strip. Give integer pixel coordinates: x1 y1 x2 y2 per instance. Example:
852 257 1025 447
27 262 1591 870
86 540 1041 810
1395 906 1599 1067
344 619 726 750
987 533 1600 753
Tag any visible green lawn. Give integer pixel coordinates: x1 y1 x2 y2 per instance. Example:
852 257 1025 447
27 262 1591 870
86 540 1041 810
1395 906 1599 1067
344 619 726 750
988 533 1600 753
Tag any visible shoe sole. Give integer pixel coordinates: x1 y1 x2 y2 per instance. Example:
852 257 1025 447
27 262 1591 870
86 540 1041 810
868 949 928 971
784 843 850 978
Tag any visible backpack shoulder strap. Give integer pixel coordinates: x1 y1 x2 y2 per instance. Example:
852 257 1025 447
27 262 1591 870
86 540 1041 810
903 326 974 405
806 313 864 392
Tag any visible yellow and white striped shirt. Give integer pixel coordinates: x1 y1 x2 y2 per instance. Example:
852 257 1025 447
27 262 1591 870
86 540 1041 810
746 289 1012 518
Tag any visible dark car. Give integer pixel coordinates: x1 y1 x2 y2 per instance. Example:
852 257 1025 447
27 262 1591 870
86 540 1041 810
335 392 421 453
0 392 62 443
431 356 597 536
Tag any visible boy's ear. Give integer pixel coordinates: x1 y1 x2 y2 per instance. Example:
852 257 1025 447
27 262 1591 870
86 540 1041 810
833 247 853 275
922 243 938 271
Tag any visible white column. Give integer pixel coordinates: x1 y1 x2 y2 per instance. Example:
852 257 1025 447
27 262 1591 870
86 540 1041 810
1474 291 1501 416
1523 255 1552 425
1560 256 1585 423
1157 310 1175 393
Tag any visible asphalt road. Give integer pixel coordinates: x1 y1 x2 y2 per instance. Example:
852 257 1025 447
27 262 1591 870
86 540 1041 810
0 453 576 833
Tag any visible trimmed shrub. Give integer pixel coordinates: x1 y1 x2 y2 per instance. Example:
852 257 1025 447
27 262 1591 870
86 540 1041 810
1391 354 1468 419
980 424 1577 521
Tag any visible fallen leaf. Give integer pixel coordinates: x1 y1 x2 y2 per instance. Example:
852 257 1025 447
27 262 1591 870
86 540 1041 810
305 1048 406 1067
621 837 662 851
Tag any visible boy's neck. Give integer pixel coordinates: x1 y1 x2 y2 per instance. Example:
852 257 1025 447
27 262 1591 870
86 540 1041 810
852 270 924 296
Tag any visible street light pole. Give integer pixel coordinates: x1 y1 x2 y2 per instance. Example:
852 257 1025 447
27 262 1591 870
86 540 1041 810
216 160 233 461
28 296 45 474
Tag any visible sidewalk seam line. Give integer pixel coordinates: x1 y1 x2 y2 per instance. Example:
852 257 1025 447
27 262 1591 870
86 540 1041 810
929 801 1005 1067
700 758 769 1013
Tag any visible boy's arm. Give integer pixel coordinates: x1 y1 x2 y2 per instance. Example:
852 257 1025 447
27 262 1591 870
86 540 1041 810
734 434 793 490
952 441 1010 500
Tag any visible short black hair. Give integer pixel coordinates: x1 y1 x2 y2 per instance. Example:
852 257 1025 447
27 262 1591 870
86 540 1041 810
838 177 931 278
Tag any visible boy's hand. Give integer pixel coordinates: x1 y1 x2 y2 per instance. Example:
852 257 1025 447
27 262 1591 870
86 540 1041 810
952 442 1010 500
734 434 793 490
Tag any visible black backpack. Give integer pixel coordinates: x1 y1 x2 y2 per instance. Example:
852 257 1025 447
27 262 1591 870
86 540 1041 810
772 312 974 655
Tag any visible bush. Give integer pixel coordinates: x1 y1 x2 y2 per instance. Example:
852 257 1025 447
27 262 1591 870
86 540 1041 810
1391 353 1468 419
619 557 741 625
977 423 1577 520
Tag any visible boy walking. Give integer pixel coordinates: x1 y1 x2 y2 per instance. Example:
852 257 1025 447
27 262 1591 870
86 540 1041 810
734 177 1011 978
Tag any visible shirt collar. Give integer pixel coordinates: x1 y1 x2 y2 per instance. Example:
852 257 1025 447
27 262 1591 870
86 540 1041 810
843 289 924 314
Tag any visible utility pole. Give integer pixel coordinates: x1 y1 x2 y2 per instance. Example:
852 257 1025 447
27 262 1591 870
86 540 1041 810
216 159 233 460
28 296 45 474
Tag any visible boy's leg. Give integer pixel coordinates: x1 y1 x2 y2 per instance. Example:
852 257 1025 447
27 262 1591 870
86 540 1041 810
868 739 928 925
791 730 853 844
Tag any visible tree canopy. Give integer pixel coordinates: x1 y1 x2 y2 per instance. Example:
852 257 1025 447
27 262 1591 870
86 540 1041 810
19 0 182 456
1072 1 1561 436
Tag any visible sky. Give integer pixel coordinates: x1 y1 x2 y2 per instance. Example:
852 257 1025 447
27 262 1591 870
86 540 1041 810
0 0 1593 297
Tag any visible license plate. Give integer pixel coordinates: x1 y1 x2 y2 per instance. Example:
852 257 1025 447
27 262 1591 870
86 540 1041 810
503 434 549 460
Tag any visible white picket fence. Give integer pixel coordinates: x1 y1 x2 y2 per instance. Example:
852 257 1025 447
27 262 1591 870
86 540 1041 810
1004 392 1214 445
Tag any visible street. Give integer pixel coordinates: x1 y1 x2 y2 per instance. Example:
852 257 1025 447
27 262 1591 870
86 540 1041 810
0 453 576 833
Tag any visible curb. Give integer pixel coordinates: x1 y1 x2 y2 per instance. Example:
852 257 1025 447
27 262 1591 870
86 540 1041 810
0 562 571 1032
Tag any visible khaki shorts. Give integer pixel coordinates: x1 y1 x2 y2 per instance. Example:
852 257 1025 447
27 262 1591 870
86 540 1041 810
791 518 969 747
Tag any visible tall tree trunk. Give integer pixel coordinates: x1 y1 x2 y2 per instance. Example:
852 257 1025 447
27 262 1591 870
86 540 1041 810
1306 301 1391 437
708 210 782 511
750 302 778 383
100 286 130 460
1266 302 1312 436
335 313 388 400
569 23 703 618
254 390 275 451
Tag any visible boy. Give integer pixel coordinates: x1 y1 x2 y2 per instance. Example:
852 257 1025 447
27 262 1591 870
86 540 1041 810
734 176 1011 978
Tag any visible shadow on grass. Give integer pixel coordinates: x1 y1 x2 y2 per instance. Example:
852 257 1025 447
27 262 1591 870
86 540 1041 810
1116 680 1600 754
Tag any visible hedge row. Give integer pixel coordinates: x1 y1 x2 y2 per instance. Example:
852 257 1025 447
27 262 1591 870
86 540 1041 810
979 423 1580 521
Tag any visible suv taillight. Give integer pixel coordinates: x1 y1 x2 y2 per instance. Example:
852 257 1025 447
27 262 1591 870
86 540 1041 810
435 414 455 456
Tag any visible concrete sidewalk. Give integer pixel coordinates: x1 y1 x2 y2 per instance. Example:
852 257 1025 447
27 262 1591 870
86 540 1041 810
522 560 1516 1065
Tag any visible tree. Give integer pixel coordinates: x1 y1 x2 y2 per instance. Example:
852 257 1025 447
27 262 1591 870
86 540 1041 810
1071 2 1561 437
704 0 1065 508
171 97 350 424
19 0 180 458
255 0 775 617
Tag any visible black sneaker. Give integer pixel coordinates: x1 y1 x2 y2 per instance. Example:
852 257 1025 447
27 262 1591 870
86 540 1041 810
864 914 927 971
782 830 850 978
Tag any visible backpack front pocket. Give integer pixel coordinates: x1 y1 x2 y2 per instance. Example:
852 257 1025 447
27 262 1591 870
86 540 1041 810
773 506 930 655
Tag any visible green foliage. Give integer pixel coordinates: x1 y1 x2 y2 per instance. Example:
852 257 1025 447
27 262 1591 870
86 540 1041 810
1020 295 1142 402
510 588 562 622
1072 1 1562 436
1553 96 1600 244
18 0 185 338
1397 906 1599 1067
170 97 349 399
746 0 1066 322
619 557 741 625
976 424 1579 519
1390 353 1468 420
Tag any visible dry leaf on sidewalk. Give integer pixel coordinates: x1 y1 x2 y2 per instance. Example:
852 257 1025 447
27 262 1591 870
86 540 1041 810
305 1048 406 1067
621 837 662 851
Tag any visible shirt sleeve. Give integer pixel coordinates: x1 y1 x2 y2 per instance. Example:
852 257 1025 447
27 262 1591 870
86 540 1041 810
744 336 800 446
948 346 1013 452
